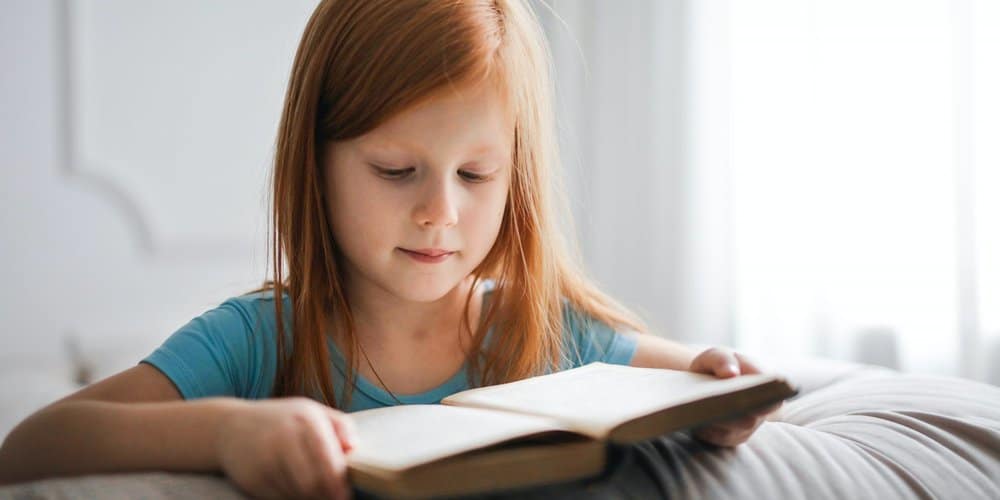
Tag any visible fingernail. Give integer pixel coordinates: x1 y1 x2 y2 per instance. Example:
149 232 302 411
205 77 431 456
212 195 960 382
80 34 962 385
727 363 740 375
340 434 356 452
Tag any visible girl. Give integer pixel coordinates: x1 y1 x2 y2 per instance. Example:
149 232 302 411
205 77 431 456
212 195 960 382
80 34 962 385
0 0 781 498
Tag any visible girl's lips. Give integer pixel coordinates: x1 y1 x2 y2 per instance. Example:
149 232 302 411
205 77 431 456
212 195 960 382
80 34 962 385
399 248 454 263
405 248 453 257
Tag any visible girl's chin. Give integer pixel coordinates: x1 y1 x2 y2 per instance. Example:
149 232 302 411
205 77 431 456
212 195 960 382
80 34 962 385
390 276 468 302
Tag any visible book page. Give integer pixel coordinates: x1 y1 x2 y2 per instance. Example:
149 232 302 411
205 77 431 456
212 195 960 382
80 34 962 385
345 404 571 472
442 362 778 437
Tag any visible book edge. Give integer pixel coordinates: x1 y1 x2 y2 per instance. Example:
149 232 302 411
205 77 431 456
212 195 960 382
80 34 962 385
445 364 789 439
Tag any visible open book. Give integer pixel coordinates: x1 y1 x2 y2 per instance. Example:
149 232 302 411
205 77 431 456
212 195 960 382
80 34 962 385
346 362 797 499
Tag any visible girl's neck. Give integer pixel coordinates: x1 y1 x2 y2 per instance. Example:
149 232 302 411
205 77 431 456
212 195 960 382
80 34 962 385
343 274 484 349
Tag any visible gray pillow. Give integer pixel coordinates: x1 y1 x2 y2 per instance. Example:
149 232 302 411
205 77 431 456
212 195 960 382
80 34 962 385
485 369 1000 499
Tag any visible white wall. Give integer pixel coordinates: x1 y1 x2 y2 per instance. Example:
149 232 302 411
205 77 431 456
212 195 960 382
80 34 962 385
0 0 318 383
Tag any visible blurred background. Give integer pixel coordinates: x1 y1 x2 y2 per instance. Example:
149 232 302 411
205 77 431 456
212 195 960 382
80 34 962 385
1 0 997 436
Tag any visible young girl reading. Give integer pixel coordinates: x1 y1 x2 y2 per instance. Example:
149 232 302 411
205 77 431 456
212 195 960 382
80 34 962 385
0 0 780 498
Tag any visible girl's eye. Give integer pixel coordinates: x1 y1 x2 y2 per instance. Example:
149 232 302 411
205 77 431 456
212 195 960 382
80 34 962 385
375 165 492 183
376 167 414 179
459 171 490 183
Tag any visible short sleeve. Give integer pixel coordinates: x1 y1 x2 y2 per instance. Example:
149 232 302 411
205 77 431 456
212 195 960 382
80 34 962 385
140 296 278 400
561 301 639 368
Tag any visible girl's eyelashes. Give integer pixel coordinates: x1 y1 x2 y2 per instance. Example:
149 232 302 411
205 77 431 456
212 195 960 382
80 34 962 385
459 170 490 182
371 164 493 183
375 166 415 179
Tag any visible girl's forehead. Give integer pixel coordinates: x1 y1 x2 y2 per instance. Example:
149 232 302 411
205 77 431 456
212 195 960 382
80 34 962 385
351 83 514 158
389 84 510 129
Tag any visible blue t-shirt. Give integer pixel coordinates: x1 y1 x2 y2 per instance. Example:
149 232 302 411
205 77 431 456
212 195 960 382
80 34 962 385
141 279 638 412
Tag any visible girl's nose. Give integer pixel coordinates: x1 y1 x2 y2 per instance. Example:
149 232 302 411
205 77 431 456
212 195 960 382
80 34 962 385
412 177 458 228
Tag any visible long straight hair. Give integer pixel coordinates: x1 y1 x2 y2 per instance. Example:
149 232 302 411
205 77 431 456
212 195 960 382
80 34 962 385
255 0 649 409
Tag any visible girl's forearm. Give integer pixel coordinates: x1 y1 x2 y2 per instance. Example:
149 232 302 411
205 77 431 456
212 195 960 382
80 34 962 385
628 333 701 371
0 397 249 486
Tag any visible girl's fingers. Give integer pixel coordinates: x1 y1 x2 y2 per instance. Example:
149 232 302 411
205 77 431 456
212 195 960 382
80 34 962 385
690 347 741 378
734 352 763 375
690 347 773 379
329 411 357 500
695 425 743 447
717 413 759 432
329 412 360 453
692 425 717 444
304 413 350 500
742 416 766 440
696 415 764 447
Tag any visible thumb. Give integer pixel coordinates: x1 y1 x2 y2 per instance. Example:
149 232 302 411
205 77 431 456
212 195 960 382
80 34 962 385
328 411 360 453
690 347 741 378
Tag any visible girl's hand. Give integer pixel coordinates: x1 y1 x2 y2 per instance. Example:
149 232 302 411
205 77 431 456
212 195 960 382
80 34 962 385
215 397 359 500
687 347 783 448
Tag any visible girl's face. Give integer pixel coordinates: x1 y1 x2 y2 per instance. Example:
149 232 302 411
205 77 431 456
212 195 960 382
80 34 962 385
323 80 513 303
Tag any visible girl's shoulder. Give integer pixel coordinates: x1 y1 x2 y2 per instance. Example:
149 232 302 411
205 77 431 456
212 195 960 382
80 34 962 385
236 288 291 303
229 288 293 318
142 289 291 400
199 289 294 347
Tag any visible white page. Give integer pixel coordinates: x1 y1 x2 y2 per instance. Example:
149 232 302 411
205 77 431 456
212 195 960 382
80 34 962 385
346 404 569 472
443 362 777 436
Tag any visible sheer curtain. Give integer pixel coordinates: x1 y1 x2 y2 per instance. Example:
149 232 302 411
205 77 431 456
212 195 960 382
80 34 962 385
540 0 998 383
718 0 999 383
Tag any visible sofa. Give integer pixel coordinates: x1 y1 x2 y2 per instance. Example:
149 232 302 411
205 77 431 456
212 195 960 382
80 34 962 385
1 353 998 499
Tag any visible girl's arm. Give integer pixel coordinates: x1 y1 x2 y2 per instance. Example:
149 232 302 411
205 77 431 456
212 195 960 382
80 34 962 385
0 363 244 484
626 332 700 370
0 364 357 500
0 397 246 484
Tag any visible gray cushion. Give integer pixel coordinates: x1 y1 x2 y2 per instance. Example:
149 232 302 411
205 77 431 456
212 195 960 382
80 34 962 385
0 472 244 499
